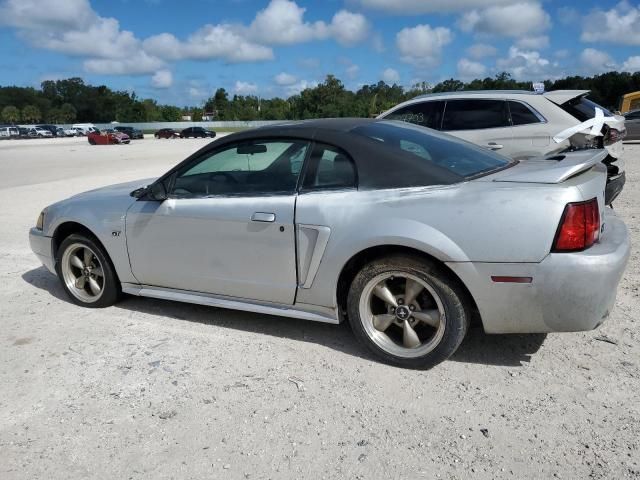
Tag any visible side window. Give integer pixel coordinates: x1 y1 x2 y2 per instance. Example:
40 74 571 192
171 139 310 197
384 101 444 130
442 100 510 131
302 143 356 190
626 111 640 120
509 101 543 126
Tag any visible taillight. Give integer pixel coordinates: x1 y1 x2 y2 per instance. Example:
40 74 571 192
604 128 626 145
552 198 600 252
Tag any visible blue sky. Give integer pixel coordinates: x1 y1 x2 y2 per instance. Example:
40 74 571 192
0 0 639 106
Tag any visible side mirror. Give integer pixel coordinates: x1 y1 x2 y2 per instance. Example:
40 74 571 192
149 182 168 201
130 186 148 198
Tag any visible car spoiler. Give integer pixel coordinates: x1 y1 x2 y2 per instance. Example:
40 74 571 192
543 90 590 106
486 149 608 184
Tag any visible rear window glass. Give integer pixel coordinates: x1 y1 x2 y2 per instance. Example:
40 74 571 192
383 101 444 130
561 96 613 122
508 101 543 125
352 121 511 178
443 100 510 131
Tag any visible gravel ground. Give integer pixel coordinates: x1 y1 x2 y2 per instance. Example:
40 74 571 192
0 136 638 480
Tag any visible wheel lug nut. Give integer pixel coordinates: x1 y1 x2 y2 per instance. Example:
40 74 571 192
409 305 415 311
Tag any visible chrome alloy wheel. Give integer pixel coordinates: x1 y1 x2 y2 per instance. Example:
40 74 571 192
358 272 446 358
60 243 105 303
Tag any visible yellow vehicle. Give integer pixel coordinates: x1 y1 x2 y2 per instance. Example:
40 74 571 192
620 91 640 113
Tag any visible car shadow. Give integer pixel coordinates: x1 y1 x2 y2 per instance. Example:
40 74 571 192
22 266 546 368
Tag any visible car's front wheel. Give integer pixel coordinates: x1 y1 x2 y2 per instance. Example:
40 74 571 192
56 234 121 308
347 254 469 369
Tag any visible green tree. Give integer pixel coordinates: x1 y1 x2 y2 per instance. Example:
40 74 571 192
59 103 76 123
21 105 41 123
160 105 182 121
1 105 20 123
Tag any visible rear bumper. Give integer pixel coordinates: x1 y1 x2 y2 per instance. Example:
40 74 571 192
447 209 630 334
29 227 55 274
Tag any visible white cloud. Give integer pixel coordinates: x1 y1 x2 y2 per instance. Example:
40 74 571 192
496 46 556 80
580 48 617 74
396 25 453 67
381 68 400 83
467 43 498 59
0 0 96 31
457 58 487 78
285 79 318 96
459 2 551 37
330 10 370 45
515 35 549 49
345 64 360 79
83 51 164 75
355 0 520 14
274 72 298 86
581 2 640 45
143 26 274 63
234 81 258 95
554 49 570 59
151 69 173 88
622 56 640 72
248 0 368 46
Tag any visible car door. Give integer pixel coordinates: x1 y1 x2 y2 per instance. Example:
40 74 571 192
506 100 555 159
125 138 310 305
442 99 514 155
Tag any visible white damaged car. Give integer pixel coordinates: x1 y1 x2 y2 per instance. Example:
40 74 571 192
379 90 626 205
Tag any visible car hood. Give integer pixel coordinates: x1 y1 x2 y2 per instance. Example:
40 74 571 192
69 178 155 201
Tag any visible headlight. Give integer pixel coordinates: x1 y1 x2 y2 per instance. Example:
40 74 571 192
36 210 46 230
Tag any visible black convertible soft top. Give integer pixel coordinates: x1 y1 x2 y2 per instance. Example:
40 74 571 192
162 118 507 190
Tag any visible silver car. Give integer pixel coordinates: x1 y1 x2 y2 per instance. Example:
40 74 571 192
378 90 626 205
29 119 630 368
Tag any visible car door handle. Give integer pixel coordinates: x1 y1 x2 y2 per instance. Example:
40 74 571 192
251 212 276 223
487 142 504 150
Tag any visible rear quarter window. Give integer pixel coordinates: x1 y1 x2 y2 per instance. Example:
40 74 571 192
560 96 613 122
353 121 511 178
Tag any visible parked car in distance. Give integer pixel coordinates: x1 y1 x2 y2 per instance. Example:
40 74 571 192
623 110 640 141
18 127 31 139
29 127 53 138
87 129 130 145
0 126 20 139
379 90 626 205
36 124 61 137
56 127 77 137
72 123 98 136
180 126 216 138
29 119 630 369
114 126 144 139
154 128 180 139
70 127 86 136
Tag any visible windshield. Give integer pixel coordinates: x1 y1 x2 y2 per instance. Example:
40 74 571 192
561 96 613 122
351 121 511 178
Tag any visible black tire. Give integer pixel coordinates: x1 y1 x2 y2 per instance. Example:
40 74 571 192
55 233 121 308
88 137 96 145
346 254 470 369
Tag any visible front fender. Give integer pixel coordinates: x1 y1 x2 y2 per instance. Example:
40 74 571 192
45 198 137 284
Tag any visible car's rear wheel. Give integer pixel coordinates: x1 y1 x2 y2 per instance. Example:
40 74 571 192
347 255 469 369
56 234 121 308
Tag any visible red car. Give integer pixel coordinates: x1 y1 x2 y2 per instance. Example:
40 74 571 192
87 129 130 145
154 128 180 139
